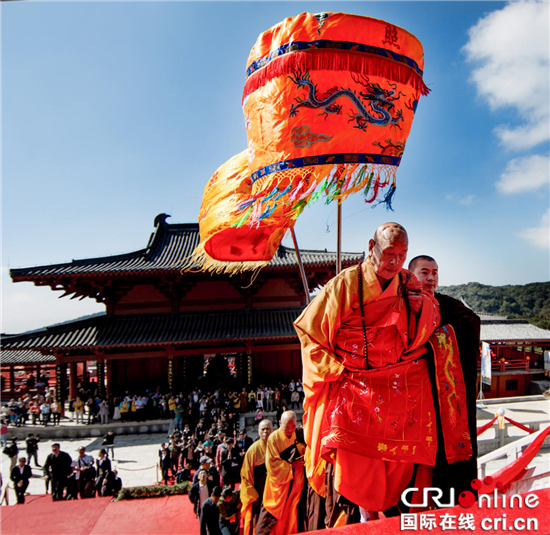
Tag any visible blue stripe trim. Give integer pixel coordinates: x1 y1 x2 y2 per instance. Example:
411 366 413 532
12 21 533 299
251 153 401 183
245 40 423 80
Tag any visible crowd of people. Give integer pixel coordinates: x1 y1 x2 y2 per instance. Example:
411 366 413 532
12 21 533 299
66 380 305 427
1 388 61 428
0 379 305 432
181 411 302 535
2 432 122 505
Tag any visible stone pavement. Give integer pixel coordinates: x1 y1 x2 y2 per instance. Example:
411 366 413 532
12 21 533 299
1 432 167 506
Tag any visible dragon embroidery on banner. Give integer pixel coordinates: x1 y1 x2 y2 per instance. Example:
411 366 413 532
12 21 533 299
288 70 404 131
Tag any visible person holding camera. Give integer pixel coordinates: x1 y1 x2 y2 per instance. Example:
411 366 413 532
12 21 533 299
71 446 96 498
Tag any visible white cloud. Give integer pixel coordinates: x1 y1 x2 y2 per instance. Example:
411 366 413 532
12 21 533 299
459 194 477 206
517 209 550 249
464 2 549 150
445 193 477 205
496 154 550 194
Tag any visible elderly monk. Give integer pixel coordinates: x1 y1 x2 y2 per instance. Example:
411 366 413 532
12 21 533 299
294 223 442 524
255 411 306 535
409 255 479 504
240 419 274 535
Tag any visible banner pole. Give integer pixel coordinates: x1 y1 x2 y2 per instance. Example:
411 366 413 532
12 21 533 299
291 228 311 305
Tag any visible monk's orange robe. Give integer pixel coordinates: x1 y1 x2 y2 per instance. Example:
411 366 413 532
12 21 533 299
294 258 440 511
241 438 268 535
263 428 306 535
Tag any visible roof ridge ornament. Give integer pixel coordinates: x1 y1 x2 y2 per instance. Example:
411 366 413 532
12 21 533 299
154 213 171 228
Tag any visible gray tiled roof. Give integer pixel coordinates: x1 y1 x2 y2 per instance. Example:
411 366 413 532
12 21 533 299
0 308 305 351
0 349 56 365
481 320 550 342
10 216 363 280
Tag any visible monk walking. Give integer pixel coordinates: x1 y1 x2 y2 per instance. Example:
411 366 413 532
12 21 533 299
255 411 306 534
240 419 274 535
295 223 443 525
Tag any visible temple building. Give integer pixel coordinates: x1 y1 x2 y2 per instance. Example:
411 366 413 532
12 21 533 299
2 215 549 407
1 214 362 407
478 313 550 398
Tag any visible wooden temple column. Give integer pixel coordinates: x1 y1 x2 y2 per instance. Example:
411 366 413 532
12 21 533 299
9 366 15 392
69 362 78 400
181 356 187 390
55 359 67 418
97 360 106 398
93 350 106 398
106 360 113 398
166 347 174 393
246 342 253 387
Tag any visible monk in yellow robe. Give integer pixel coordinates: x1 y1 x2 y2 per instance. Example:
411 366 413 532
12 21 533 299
240 419 274 535
294 223 441 523
255 411 306 535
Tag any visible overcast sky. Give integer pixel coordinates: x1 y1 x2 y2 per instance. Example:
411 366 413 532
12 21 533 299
2 1 549 334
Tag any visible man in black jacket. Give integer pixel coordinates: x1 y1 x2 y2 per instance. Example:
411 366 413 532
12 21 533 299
43 443 73 501
200 486 222 535
189 468 215 518
409 255 480 503
11 457 33 504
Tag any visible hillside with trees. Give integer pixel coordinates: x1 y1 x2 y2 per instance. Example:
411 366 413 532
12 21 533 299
439 281 550 330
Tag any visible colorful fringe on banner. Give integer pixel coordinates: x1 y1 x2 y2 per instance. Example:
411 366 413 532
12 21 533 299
184 12 429 274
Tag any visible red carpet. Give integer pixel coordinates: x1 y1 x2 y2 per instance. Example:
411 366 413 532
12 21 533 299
2 489 548 535
1 494 199 535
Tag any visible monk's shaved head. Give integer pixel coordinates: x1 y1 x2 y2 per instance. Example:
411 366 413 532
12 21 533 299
259 419 274 442
259 419 274 429
280 411 297 438
373 222 408 244
368 223 409 283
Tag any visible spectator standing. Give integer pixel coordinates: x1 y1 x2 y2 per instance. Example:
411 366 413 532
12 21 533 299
0 420 8 447
11 457 32 504
95 449 112 495
256 388 264 410
102 469 122 497
25 433 41 467
220 438 239 489
238 429 253 454
218 488 241 535
239 389 248 414
99 400 110 424
112 398 121 420
193 456 220 486
102 430 116 459
43 443 73 501
290 390 300 410
3 438 19 472
174 402 184 431
74 397 84 424
40 400 51 426
159 444 171 485
71 446 95 499
199 486 223 535
50 400 61 426
189 468 215 518
68 398 75 421
29 399 40 425
120 398 130 422
86 397 96 425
